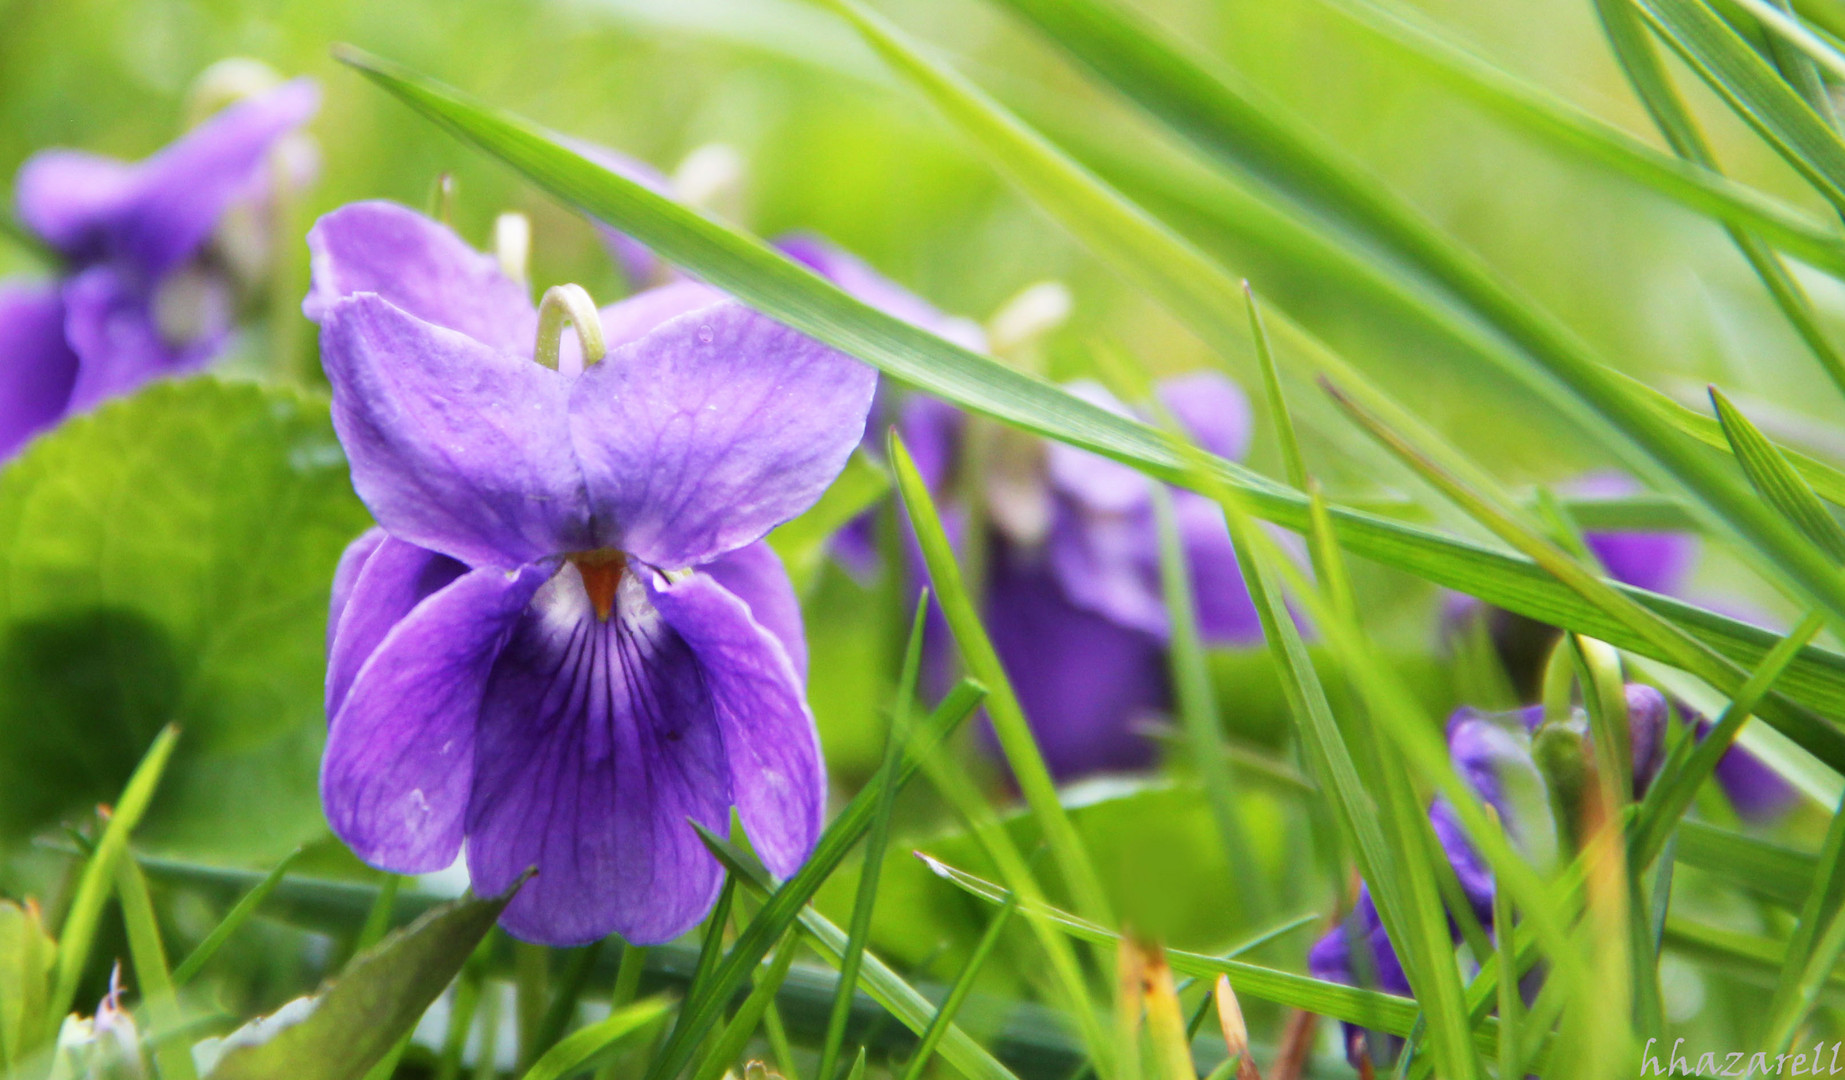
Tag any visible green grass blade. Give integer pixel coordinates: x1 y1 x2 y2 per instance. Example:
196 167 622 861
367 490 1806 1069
1735 0 1845 81
522 998 672 1080
700 834 1023 1080
1146 375 1479 1080
115 857 197 1080
1636 0 1845 210
970 0 1845 625
1313 0 1845 274
918 854 1513 1059
1319 375 1843 777
1613 370 1845 507
1592 0 1845 393
817 597 930 1080
1767 903 1845 1056
172 848 305 987
1630 611 1827 868
1674 821 1817 904
354 875 401 960
1662 916 1845 1004
1755 0 1845 128
639 680 985 1080
1292 496 1482 1080
889 434 1112 1070
210 887 524 1080
329 47 1845 755
682 877 738 1035
888 434 1109 926
531 941 607 1066
896 891 1021 1080
691 935 802 1080
1492 870 1523 1080
1151 486 1266 928
49 725 180 1033
1763 787 1845 1051
1710 387 1845 560
1244 284 1307 492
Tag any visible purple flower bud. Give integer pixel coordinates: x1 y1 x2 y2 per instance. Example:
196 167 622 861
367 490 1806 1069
1626 684 1668 797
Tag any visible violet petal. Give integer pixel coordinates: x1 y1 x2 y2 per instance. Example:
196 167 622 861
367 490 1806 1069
318 293 591 567
651 566 823 879
985 543 1170 779
60 265 218 413
567 300 876 569
325 535 468 718
1156 370 1251 462
464 567 731 946
0 283 80 460
696 541 808 683
322 562 547 874
304 201 537 355
327 527 389 655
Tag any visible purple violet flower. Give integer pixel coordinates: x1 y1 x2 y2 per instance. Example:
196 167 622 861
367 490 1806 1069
895 372 1264 779
1308 686 1664 1071
308 200 876 945
1444 472 1793 820
0 78 318 459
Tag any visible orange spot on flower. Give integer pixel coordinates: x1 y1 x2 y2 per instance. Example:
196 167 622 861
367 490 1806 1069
572 550 626 621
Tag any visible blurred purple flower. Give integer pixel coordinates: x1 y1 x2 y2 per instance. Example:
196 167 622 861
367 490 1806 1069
1309 686 1666 1070
308 201 875 945
1445 472 1792 820
776 234 988 581
894 373 1263 779
0 79 318 459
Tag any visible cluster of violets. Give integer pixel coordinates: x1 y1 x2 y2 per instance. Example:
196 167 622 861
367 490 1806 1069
0 74 1803 960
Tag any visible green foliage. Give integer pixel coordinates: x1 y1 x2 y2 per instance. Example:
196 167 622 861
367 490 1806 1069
205 887 518 1080
0 378 368 860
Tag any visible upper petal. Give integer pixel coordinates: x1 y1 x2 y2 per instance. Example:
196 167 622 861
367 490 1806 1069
326 535 468 719
1570 472 1696 596
305 201 537 354
1156 370 1251 462
24 81 319 276
322 562 546 874
567 300 876 568
650 566 823 879
465 566 731 945
777 233 987 351
595 282 728 354
0 283 79 460
119 79 320 276
1584 529 1696 597
1045 497 1167 639
14 152 138 262
319 293 591 567
696 541 808 683
1707 721 1800 821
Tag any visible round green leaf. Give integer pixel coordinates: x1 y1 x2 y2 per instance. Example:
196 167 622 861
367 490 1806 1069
0 377 370 858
